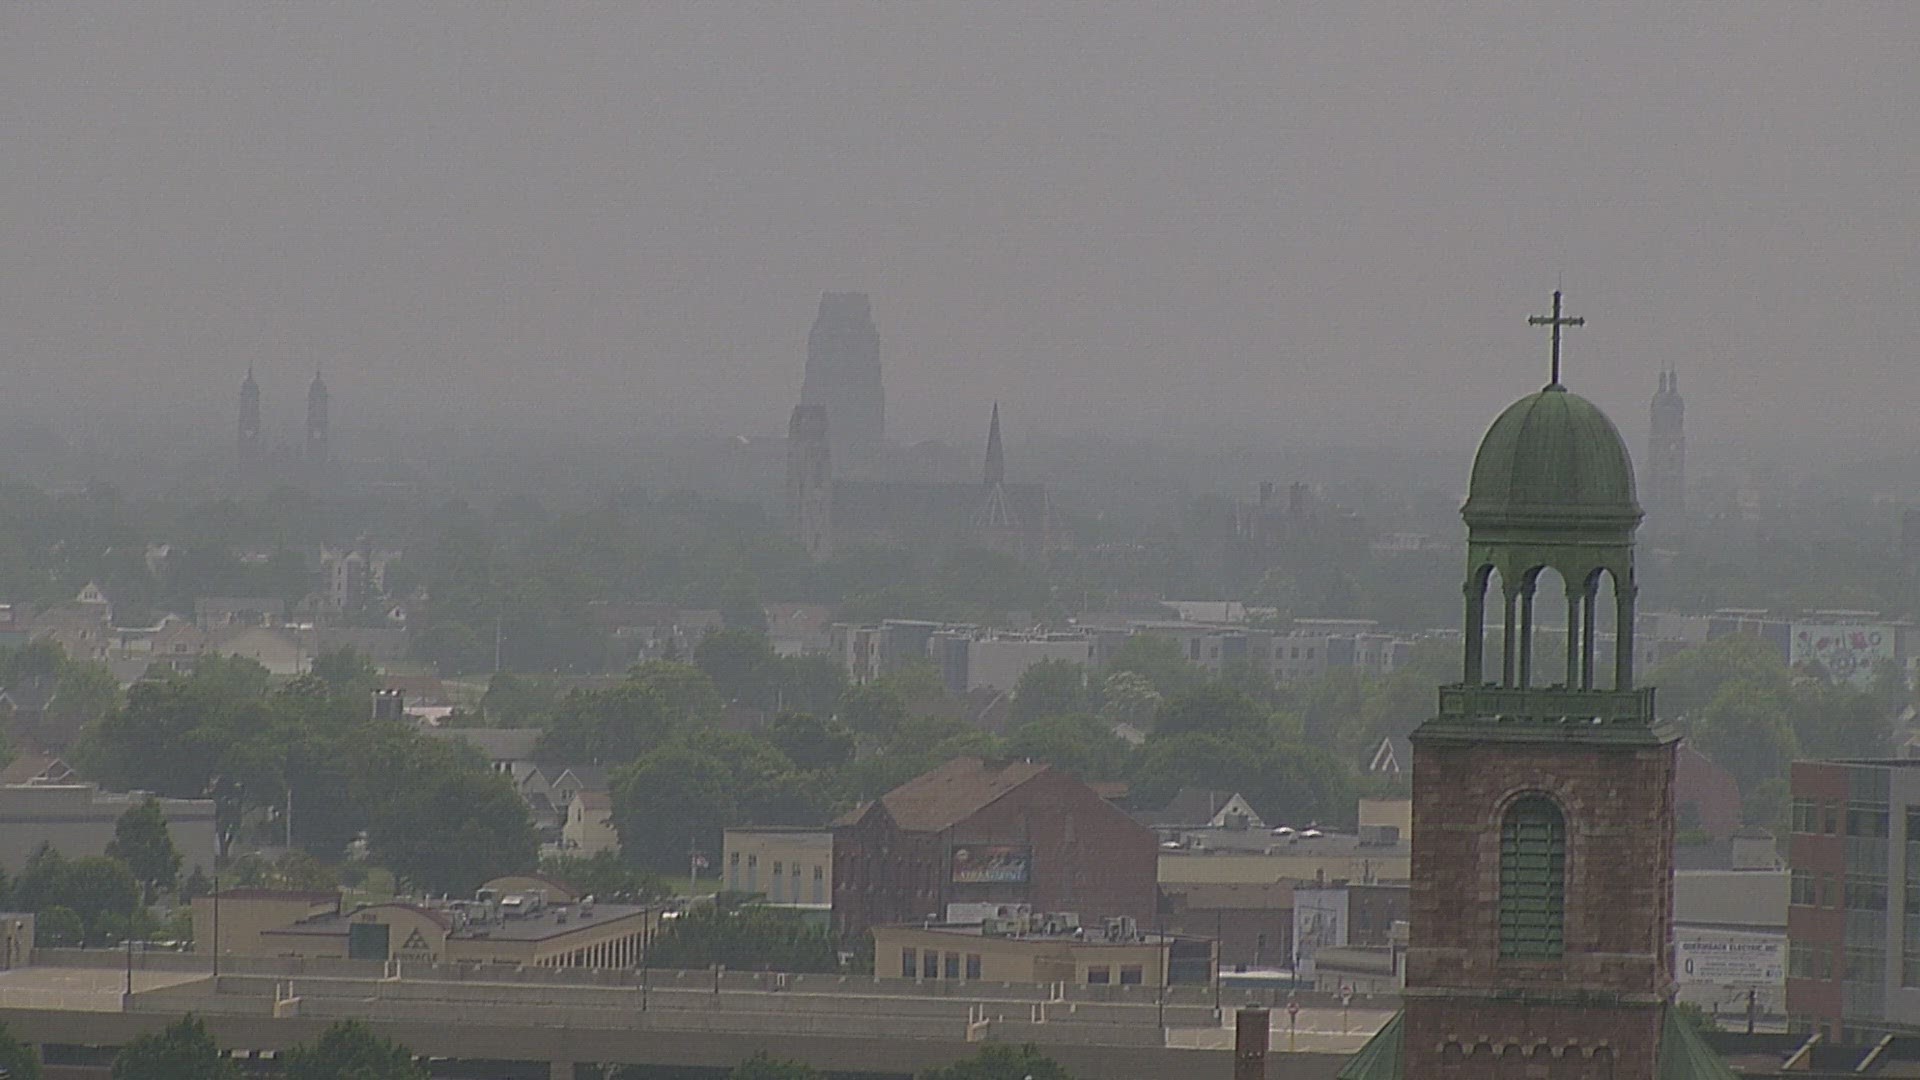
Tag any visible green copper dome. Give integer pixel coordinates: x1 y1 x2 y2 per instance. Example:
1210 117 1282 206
1463 386 1642 532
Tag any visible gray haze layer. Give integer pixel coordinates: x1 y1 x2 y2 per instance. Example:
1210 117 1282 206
5 1 1917 446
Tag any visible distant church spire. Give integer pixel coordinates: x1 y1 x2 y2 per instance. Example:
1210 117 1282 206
975 404 1018 531
238 366 262 459
984 402 1005 487
1647 361 1686 512
306 368 330 463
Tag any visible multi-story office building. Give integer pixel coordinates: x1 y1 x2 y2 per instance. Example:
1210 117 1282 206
1786 759 1920 1042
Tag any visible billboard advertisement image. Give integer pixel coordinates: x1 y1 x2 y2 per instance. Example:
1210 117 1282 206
1790 623 1896 688
950 844 1031 884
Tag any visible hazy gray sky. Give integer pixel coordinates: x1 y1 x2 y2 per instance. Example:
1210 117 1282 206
5 2 1917 443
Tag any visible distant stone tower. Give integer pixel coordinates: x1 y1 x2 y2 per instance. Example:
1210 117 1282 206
306 370 330 463
237 367 263 460
786 405 833 560
1645 365 1685 511
799 292 884 462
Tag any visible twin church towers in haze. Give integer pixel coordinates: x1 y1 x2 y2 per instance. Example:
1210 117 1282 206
236 366 330 466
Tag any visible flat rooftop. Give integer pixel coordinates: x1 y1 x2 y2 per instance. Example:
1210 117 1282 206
266 901 650 944
882 922 1185 946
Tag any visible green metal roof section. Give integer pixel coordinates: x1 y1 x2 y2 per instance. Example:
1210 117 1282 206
1334 1011 1402 1080
1659 1011 1742 1080
1463 386 1642 533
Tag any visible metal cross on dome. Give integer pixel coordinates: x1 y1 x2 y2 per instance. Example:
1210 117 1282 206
1528 290 1585 388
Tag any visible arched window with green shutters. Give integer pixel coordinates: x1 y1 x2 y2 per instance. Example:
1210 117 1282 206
1499 795 1566 958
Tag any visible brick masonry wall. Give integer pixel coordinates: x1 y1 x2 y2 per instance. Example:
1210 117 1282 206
1404 735 1677 1080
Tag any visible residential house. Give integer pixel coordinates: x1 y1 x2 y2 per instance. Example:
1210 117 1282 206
561 791 618 856
1135 789 1266 833
194 598 286 631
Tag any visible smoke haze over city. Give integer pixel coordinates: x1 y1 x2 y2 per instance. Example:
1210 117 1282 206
6 1 1919 452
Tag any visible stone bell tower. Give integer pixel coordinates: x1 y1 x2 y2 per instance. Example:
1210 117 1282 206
1339 293 1732 1080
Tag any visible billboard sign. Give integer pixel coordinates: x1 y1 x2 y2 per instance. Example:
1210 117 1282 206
1675 928 1784 987
951 844 1031 884
1790 623 1896 687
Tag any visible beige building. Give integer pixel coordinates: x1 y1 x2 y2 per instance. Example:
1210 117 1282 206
723 827 831 906
193 890 341 957
562 791 619 856
195 879 654 970
0 783 216 877
872 921 1214 987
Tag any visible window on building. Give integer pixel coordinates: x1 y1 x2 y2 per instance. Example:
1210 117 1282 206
902 949 916 978
966 954 982 980
944 953 960 980
1847 874 1890 912
1906 806 1920 843
1904 951 1920 988
1819 948 1834 981
1498 795 1566 959
1848 803 1891 838
1845 946 1886 985
1822 876 1840 909
1086 966 1111 984
1119 965 1144 985
1791 798 1818 834
1791 870 1817 907
1823 801 1840 835
1790 944 1815 979
924 950 939 979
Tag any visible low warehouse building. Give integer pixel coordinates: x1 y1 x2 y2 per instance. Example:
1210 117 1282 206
194 878 657 969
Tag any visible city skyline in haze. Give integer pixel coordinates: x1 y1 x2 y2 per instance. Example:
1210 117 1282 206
6 2 1918 449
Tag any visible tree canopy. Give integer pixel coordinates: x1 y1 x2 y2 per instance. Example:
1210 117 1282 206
112 1016 241 1080
283 1021 426 1080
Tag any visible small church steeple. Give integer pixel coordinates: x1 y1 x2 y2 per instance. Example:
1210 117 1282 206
306 369 330 463
983 402 1005 488
238 366 262 459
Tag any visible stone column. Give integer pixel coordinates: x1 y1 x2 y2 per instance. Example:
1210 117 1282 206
1564 584 1583 689
1463 578 1486 684
1517 578 1537 689
1501 587 1519 688
1615 582 1639 690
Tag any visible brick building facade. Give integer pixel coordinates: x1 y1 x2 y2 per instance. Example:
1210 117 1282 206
831 757 1158 939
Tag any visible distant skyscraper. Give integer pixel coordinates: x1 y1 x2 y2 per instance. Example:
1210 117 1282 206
237 367 262 459
306 370 330 463
1646 365 1685 511
786 405 833 560
799 292 884 461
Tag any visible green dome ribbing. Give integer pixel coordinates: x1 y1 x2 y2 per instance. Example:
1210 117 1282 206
1463 386 1641 532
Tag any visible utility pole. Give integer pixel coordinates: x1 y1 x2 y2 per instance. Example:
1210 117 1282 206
211 873 221 979
285 786 294 849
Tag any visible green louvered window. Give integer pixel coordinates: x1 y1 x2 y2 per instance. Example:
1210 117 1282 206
1499 796 1566 959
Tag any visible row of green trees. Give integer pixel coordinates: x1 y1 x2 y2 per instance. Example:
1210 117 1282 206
73 650 537 895
462 629 1444 873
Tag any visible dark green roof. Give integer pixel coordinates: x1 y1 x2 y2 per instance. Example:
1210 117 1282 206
1659 1010 1742 1080
1463 386 1642 532
1336 1011 1401 1080
1335 1010 1739 1079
